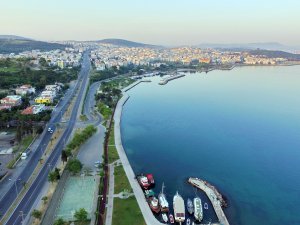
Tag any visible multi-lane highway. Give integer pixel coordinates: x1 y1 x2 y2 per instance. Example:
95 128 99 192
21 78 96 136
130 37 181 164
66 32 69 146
1 51 91 225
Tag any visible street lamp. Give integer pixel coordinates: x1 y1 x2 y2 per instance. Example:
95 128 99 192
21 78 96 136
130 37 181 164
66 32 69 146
9 178 21 196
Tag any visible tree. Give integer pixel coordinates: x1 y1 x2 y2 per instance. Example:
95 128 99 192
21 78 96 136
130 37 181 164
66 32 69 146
61 150 68 164
66 159 82 174
42 196 48 204
31 209 42 220
48 168 60 183
53 218 65 225
48 171 57 183
74 208 88 222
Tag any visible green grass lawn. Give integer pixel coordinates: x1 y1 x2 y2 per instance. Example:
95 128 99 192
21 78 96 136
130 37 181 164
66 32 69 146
108 123 119 164
112 197 146 225
114 165 131 193
20 135 34 151
0 66 21 73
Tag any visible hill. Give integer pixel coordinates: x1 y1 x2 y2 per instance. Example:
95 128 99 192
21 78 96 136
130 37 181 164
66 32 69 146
0 35 68 54
197 42 299 52
248 49 300 60
96 38 160 48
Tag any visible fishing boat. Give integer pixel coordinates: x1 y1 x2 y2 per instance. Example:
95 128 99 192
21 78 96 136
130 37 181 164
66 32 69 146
146 174 155 185
158 183 169 212
193 197 203 222
173 192 185 223
187 198 194 214
147 196 160 213
169 214 175 224
186 218 191 225
137 174 150 189
204 202 208 210
162 213 168 223
145 189 155 198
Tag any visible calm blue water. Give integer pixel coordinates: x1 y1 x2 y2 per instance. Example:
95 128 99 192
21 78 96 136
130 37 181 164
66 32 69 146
121 66 300 225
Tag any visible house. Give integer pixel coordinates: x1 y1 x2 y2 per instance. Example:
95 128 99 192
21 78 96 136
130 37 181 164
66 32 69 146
21 104 45 115
15 85 36 95
0 95 22 106
35 97 52 104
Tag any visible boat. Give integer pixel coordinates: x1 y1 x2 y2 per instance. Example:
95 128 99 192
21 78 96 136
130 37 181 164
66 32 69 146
186 218 191 225
146 174 155 185
169 214 175 224
173 192 185 223
145 189 155 198
187 198 194 214
193 197 203 222
137 174 150 189
158 183 169 212
204 202 208 210
162 213 168 223
147 196 160 213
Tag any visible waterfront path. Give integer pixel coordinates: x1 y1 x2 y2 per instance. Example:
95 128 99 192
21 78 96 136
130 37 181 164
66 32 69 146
105 163 115 225
114 88 164 225
188 178 230 225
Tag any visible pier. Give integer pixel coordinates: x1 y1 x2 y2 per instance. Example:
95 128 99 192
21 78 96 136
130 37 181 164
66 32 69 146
188 177 230 225
159 74 185 85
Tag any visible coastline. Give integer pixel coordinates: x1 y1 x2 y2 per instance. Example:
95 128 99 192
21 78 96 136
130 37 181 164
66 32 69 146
113 80 164 225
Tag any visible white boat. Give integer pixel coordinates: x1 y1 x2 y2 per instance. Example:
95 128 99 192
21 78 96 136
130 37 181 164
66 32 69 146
158 183 169 212
187 198 194 214
173 192 185 223
204 202 208 210
193 197 203 222
162 213 168 223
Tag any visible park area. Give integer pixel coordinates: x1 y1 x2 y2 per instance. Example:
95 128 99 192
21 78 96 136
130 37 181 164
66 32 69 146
55 176 97 221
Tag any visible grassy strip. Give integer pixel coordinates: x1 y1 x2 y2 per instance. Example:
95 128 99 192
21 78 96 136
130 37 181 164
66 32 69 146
112 197 146 225
114 165 131 193
107 123 119 164
97 102 112 121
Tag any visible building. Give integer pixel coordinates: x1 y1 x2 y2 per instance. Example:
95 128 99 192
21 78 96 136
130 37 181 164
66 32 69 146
35 97 52 104
15 85 36 95
41 90 56 99
45 84 61 92
21 104 45 115
0 95 22 106
57 60 65 69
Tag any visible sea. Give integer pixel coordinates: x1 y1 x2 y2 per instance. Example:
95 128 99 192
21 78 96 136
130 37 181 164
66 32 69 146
121 66 300 225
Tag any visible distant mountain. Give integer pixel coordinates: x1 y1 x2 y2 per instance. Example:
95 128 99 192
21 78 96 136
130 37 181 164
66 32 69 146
248 49 300 60
0 35 31 40
0 35 68 54
197 42 299 52
96 38 161 48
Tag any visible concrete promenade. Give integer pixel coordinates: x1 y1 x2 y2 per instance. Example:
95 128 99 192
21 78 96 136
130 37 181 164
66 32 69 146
114 86 164 225
188 178 230 225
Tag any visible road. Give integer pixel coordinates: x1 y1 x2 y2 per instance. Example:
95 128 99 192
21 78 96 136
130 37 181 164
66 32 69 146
3 51 91 225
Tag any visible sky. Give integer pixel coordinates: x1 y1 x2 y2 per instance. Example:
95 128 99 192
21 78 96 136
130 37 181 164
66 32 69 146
1 0 300 46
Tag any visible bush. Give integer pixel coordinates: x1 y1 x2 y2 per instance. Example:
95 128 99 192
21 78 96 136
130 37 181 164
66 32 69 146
53 218 65 225
31 209 42 220
74 208 88 222
66 159 82 174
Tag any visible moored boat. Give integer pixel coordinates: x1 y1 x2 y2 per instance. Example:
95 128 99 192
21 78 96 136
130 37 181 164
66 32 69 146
204 202 208 210
193 197 203 222
145 189 155 198
158 183 169 212
173 191 185 223
187 198 194 214
146 174 155 185
137 174 150 190
169 214 175 224
148 196 160 213
162 213 168 223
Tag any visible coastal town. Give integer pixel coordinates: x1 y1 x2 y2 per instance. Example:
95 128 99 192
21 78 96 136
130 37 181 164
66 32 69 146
0 37 300 225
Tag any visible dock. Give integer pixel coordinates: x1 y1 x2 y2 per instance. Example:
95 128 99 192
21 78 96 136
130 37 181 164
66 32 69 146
188 177 230 225
159 74 185 85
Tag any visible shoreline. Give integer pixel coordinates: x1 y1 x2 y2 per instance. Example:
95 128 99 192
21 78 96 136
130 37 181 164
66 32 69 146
113 79 164 225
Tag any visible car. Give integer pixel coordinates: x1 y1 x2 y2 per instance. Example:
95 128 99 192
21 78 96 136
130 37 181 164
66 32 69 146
48 127 51 132
21 152 27 160
49 129 53 134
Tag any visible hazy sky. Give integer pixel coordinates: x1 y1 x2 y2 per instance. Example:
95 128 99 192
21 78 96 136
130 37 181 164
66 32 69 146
1 0 300 45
